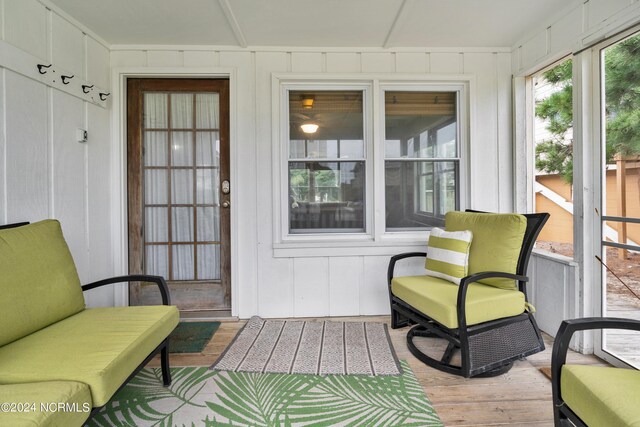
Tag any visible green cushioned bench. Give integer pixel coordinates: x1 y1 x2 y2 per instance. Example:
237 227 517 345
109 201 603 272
0 381 92 427
0 220 179 425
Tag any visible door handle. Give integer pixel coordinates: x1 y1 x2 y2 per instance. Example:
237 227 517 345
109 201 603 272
222 201 230 208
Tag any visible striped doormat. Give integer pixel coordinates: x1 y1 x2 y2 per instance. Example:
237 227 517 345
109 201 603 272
211 316 402 376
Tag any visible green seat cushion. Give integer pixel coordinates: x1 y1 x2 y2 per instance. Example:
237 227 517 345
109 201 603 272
391 275 525 328
0 220 85 346
0 306 179 407
0 381 91 427
445 211 527 289
561 364 640 426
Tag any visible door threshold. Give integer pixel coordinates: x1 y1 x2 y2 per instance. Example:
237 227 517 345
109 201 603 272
179 310 236 322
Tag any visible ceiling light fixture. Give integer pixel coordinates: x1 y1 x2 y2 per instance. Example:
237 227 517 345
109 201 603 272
300 123 319 134
301 97 314 109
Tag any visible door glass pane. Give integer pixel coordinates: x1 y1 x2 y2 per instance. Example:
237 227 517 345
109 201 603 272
601 33 640 367
171 93 193 129
145 245 168 278
171 132 193 166
196 169 219 205
145 170 167 204
145 208 168 242
144 93 167 128
171 170 193 204
196 132 219 166
196 93 219 129
172 207 194 242
144 132 168 166
198 244 220 280
197 207 219 241
172 245 194 280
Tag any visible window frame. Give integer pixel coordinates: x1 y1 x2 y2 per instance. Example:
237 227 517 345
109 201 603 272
377 83 468 240
273 76 470 252
384 116 460 229
277 81 374 243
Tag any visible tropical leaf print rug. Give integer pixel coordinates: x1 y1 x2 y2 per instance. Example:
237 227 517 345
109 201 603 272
85 361 442 426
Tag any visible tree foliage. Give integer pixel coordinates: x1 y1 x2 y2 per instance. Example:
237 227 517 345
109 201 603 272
535 60 574 183
605 36 640 158
535 34 640 183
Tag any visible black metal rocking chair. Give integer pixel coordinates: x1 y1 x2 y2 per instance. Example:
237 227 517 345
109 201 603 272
388 210 550 378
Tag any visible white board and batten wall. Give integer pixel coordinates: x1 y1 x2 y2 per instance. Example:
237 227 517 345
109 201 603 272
0 0 515 319
5 0 639 323
111 47 513 319
0 0 113 307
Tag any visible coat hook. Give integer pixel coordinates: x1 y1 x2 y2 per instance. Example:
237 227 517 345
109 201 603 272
99 92 110 101
61 75 74 85
82 84 94 94
37 64 52 74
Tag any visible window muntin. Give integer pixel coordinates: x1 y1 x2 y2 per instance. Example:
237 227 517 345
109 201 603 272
288 90 366 234
384 91 459 230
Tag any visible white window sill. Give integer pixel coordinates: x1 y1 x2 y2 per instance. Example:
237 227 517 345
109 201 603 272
273 232 429 258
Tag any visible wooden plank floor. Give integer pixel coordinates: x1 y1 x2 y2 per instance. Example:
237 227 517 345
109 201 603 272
606 299 640 366
151 316 605 426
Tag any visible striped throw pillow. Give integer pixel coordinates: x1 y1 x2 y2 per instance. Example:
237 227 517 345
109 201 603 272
425 227 473 285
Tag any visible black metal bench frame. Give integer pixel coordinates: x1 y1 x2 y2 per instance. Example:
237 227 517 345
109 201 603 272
387 211 550 378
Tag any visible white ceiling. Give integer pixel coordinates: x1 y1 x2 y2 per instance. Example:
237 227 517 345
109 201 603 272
50 0 565 48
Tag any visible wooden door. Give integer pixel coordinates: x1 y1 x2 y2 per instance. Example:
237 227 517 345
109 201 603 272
127 78 230 316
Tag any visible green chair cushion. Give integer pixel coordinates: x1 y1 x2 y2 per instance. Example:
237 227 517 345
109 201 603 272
561 364 640 426
445 211 527 289
391 275 525 329
0 381 91 427
0 306 179 407
0 220 85 346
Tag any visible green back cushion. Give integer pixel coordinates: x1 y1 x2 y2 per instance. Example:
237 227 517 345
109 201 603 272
445 211 527 289
425 227 473 285
0 220 85 346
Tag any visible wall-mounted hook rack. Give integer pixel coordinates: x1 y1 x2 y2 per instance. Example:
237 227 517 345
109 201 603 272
37 64 52 74
0 40 108 109
99 92 110 101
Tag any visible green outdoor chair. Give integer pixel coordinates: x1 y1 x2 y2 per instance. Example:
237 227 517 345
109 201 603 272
388 210 550 378
552 317 640 426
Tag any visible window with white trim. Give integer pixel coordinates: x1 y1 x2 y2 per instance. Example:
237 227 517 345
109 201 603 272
288 89 367 234
279 79 466 243
384 91 459 230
